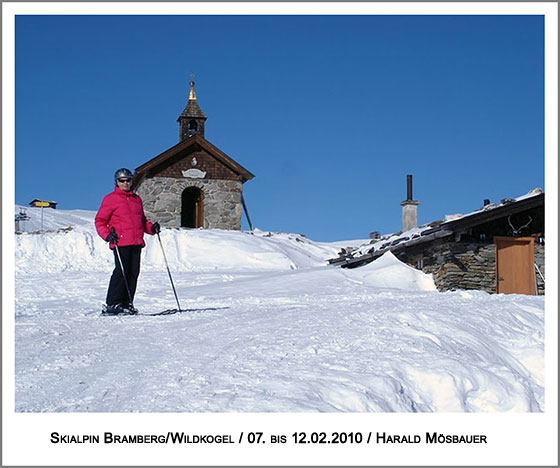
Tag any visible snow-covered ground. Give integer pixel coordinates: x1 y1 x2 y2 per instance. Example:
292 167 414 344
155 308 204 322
13 206 544 412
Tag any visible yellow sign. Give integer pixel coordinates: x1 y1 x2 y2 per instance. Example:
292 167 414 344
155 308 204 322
34 201 51 207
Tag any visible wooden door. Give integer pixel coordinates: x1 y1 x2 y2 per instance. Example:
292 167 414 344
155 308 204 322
181 187 204 228
495 237 536 295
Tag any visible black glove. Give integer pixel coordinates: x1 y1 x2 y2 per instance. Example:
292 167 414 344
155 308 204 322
106 231 118 244
151 222 161 234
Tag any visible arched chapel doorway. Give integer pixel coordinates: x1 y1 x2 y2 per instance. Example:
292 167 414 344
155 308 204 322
181 187 204 228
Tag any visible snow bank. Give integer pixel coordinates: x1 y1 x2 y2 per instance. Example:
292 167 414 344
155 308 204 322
14 206 342 273
344 251 437 292
14 207 435 294
15 227 343 273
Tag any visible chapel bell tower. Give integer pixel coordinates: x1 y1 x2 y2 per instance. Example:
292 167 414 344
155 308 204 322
177 80 207 141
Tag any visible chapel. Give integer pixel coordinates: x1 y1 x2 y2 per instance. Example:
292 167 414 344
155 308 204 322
133 81 254 230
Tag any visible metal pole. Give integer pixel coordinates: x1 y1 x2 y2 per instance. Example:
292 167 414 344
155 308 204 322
241 193 254 231
157 232 182 311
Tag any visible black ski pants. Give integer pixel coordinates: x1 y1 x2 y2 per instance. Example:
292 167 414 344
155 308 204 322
106 245 142 307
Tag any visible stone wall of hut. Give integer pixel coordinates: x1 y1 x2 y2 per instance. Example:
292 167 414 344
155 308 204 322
396 238 545 295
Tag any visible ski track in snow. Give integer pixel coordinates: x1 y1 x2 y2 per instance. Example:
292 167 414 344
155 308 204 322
13 207 545 412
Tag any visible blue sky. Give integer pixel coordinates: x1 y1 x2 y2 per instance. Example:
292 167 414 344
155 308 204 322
15 13 544 241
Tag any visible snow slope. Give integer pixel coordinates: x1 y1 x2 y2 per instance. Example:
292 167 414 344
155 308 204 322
13 206 544 412
15 205 353 273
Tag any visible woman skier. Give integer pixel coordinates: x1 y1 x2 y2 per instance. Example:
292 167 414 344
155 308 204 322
95 168 160 315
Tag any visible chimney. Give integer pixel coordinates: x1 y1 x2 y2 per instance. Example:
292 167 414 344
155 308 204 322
406 174 413 201
400 174 420 232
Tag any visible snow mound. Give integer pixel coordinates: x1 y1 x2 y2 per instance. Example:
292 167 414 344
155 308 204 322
14 209 434 295
14 207 341 273
345 251 437 292
15 228 109 273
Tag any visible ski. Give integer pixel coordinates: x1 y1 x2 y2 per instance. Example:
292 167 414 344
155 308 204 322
140 306 230 316
100 306 229 317
139 308 183 316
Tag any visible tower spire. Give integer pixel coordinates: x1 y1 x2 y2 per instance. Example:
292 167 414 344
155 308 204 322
188 80 197 101
178 78 207 141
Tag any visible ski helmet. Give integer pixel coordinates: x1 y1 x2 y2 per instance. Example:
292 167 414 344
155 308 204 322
114 168 134 184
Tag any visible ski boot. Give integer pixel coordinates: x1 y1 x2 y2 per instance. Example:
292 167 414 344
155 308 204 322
101 303 137 316
122 304 138 315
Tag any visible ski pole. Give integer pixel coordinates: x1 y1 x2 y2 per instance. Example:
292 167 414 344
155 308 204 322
156 231 182 311
111 227 135 309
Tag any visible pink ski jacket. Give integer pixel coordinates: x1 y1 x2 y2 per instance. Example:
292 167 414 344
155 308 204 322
95 187 154 248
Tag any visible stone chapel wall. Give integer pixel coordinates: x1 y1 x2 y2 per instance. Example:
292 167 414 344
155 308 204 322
137 176 243 230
